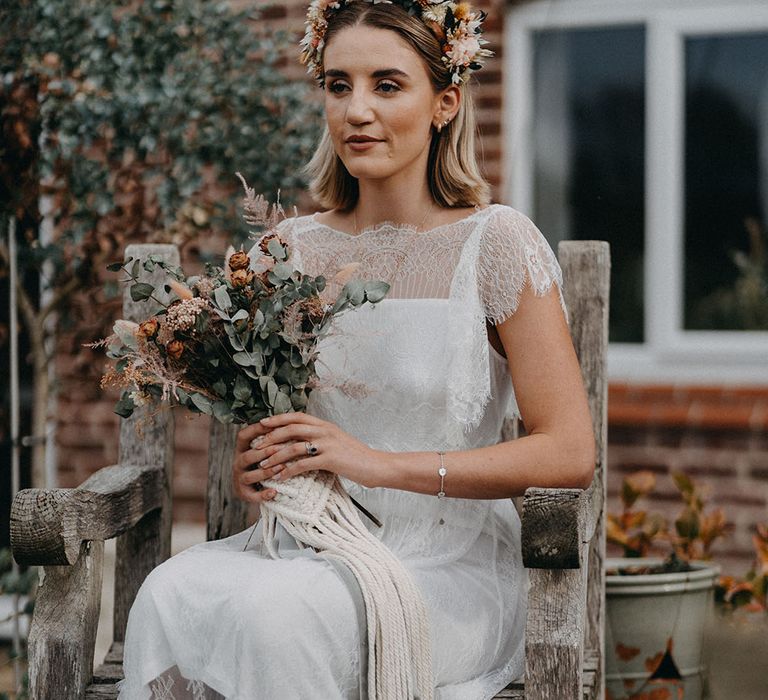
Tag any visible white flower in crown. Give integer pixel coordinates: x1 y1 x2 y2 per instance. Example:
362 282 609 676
446 34 481 68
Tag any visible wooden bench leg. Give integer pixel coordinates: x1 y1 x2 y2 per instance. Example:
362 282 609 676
28 540 103 700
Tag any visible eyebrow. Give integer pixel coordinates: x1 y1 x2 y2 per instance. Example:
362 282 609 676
323 68 410 80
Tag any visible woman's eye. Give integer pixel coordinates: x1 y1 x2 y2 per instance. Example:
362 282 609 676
377 81 401 94
327 82 349 94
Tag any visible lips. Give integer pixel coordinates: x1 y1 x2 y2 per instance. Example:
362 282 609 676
345 135 382 143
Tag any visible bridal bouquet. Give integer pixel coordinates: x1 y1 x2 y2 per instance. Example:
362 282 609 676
97 176 389 427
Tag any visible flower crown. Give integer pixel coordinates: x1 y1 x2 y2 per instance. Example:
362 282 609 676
300 0 494 86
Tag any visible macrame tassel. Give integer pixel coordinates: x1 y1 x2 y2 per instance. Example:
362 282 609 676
259 471 434 700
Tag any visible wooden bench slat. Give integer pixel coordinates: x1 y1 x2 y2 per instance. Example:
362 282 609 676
85 685 120 699
91 662 124 683
103 641 125 665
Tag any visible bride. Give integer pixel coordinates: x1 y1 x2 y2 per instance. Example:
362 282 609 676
117 1 595 698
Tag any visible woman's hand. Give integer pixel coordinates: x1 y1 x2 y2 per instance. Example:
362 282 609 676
233 422 287 504
253 412 389 488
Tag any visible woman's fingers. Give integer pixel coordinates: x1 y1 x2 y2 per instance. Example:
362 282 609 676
258 423 318 449
260 412 323 429
237 484 278 504
258 440 320 472
240 462 286 486
236 422 270 451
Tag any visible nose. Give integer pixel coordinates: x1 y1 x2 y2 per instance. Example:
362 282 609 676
345 86 374 125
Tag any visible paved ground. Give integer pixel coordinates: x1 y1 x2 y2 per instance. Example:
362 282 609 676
3 522 767 698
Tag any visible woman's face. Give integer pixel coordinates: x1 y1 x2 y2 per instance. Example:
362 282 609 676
322 24 444 184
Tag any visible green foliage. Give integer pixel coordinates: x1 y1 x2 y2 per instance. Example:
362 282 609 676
607 470 730 571
1 0 321 301
102 228 391 425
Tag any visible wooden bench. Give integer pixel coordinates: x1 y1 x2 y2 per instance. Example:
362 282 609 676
11 239 609 700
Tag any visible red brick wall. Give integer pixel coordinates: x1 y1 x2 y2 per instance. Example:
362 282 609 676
608 385 768 576
55 1 768 578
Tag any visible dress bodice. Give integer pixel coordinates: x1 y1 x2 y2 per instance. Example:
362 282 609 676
248 203 568 559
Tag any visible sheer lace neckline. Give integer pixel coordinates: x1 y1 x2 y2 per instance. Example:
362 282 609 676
308 204 497 237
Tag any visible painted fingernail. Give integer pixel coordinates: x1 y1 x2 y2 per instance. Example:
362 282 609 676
259 459 268 467
260 417 271 424
274 472 282 481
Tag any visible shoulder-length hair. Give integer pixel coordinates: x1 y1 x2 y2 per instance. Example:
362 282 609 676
304 2 491 211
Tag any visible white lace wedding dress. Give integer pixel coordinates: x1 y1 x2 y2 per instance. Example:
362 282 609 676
116 203 568 700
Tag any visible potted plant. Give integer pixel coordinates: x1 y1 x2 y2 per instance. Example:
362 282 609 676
605 471 729 700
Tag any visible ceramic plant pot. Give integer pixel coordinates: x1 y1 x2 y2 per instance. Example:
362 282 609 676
605 557 721 700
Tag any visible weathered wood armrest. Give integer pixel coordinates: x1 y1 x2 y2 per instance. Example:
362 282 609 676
521 486 594 699
11 463 165 567
521 486 589 570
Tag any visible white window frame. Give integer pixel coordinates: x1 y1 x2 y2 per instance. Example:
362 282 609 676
504 0 768 384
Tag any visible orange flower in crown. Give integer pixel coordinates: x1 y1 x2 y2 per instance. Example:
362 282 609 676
299 0 493 86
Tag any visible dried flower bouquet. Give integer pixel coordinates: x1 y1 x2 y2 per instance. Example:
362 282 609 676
97 176 389 429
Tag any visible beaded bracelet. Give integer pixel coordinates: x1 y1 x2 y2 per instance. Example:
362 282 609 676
437 451 447 499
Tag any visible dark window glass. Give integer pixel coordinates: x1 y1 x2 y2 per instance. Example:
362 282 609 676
684 33 768 331
532 27 646 342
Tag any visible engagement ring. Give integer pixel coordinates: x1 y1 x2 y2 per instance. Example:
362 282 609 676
305 441 319 456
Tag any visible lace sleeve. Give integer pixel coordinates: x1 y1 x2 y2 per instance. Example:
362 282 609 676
478 206 568 325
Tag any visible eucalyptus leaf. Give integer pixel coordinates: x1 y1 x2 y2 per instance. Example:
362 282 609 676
190 393 213 415
113 320 138 350
233 351 255 366
266 378 278 407
130 283 155 302
364 281 391 303
272 262 292 280
345 279 366 306
273 390 292 414
233 374 251 403
212 401 234 424
267 238 287 260
114 394 135 418
214 286 232 311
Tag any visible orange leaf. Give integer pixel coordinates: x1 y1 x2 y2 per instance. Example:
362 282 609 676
616 643 641 661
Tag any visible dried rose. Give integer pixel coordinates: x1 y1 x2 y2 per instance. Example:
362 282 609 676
166 339 184 359
228 250 250 271
231 268 254 287
259 232 289 259
137 318 159 338
256 270 275 289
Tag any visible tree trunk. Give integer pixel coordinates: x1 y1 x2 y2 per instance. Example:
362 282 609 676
29 325 50 489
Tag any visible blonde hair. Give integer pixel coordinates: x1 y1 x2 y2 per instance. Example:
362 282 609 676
304 2 491 211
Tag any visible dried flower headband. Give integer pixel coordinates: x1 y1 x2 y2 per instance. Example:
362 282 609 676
300 0 493 86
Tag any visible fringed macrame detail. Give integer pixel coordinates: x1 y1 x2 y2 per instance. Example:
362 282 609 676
149 675 176 700
258 465 434 700
186 679 207 700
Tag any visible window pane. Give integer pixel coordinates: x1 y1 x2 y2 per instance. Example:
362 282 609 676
532 27 646 343
684 33 768 331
